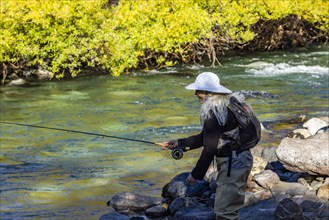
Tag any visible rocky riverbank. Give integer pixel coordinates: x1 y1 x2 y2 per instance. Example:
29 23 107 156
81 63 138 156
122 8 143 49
100 116 329 220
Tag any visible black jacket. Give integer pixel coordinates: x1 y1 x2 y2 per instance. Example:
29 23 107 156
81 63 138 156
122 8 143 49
178 110 237 180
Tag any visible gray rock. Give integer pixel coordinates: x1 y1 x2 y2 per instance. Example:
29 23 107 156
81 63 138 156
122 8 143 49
240 196 287 220
297 178 309 188
238 90 279 99
262 146 278 162
319 117 329 124
162 172 209 199
316 177 325 182
145 205 168 218
243 61 272 69
7 78 26 86
250 156 268 176
274 198 306 220
310 180 323 190
303 118 328 136
251 145 264 157
34 68 55 80
253 170 280 189
276 133 329 176
241 194 329 220
299 200 329 219
288 128 311 139
162 172 189 198
169 196 201 214
107 192 161 212
272 181 308 196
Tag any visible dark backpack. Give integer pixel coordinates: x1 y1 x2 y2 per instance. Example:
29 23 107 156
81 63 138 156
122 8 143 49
227 96 261 151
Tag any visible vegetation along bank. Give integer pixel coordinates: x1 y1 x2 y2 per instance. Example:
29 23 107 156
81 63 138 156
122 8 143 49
0 0 328 84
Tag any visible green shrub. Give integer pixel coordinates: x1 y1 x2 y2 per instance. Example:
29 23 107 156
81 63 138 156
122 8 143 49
99 0 212 76
0 0 110 78
0 0 328 79
195 0 329 43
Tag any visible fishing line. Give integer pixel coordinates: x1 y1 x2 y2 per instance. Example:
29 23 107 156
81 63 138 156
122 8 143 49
0 121 185 160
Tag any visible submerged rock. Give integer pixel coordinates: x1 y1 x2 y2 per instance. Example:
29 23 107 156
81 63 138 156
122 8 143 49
242 61 273 69
233 90 279 102
238 90 279 99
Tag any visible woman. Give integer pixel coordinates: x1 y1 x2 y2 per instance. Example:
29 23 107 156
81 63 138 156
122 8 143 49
161 72 253 220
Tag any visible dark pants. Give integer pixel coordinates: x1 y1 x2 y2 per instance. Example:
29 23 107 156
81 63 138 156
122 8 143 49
215 150 253 220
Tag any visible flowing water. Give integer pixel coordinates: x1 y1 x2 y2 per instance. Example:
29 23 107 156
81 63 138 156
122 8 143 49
0 45 328 219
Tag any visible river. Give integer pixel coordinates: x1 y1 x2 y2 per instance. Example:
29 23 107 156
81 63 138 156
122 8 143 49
0 45 328 219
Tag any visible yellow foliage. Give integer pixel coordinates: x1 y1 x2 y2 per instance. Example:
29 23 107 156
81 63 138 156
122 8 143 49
0 0 328 77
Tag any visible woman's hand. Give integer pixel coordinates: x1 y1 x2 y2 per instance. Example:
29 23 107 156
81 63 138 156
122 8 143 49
158 140 178 150
186 173 197 185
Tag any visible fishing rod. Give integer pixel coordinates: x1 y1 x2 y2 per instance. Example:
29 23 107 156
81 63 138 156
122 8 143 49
0 121 185 160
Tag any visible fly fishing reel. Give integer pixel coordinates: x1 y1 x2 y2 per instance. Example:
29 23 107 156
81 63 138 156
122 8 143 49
171 147 184 160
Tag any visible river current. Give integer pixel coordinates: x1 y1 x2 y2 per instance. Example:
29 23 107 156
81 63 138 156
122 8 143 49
0 45 328 219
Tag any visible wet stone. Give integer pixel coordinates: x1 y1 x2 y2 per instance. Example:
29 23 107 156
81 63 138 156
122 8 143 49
274 198 306 220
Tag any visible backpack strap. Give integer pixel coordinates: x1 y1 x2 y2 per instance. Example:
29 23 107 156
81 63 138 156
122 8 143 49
227 145 232 177
216 97 246 177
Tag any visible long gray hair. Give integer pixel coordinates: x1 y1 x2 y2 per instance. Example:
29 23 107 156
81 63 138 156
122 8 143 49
200 93 231 127
200 92 245 127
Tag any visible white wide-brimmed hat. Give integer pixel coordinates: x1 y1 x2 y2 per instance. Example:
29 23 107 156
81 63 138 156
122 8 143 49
185 72 232 94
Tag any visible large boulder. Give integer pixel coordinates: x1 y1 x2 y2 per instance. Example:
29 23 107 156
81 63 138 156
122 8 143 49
276 133 329 176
